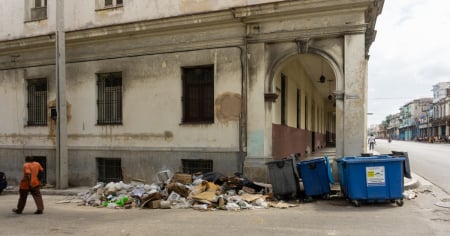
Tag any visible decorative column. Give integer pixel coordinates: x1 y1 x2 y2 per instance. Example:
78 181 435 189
243 43 271 182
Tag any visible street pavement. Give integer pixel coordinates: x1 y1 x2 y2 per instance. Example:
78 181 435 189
1 175 450 236
1 149 449 236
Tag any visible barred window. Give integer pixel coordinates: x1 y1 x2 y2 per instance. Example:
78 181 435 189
97 158 122 183
34 0 47 7
97 72 122 125
27 78 47 126
30 0 47 21
101 0 123 8
182 65 214 123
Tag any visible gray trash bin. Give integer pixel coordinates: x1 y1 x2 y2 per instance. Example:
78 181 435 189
266 158 299 199
391 151 412 179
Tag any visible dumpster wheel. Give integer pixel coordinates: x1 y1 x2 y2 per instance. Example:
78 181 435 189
352 200 361 207
395 199 404 207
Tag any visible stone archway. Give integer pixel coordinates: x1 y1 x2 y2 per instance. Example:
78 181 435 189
244 34 368 182
263 40 343 159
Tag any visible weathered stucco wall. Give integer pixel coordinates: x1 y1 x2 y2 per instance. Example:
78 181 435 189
0 0 383 185
0 48 243 148
0 0 283 40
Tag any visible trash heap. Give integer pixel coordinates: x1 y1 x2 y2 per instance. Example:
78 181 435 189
78 172 297 211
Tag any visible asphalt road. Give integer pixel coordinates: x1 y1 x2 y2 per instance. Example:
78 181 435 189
374 139 450 194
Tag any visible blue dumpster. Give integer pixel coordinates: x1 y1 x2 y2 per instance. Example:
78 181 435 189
297 158 331 198
266 158 299 199
339 155 405 206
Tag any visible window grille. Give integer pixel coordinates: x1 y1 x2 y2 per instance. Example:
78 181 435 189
27 78 47 126
105 0 113 7
182 159 213 174
30 0 47 20
103 0 122 8
182 65 214 123
34 0 47 7
97 158 122 183
97 72 122 125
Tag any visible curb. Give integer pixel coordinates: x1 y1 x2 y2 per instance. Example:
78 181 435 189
404 177 420 190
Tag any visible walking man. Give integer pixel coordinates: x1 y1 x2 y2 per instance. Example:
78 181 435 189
13 156 44 214
368 134 376 151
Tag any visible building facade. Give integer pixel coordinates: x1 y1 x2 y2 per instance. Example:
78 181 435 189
430 82 450 140
385 113 400 140
0 0 383 186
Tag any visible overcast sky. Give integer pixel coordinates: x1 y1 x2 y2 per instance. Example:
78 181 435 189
367 0 450 126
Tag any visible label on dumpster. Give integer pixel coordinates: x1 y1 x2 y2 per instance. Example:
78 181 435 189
366 166 385 186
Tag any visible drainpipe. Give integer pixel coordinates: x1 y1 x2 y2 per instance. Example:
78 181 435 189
238 39 248 174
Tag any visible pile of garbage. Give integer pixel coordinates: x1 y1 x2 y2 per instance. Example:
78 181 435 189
78 172 297 211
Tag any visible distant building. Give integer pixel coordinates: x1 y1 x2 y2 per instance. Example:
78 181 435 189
431 83 450 139
432 82 450 103
386 113 400 140
399 98 432 141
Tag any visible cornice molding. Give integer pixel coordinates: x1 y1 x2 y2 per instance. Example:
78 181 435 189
247 24 367 43
0 0 383 64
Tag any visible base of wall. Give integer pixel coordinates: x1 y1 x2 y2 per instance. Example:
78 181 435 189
1 147 241 187
243 157 272 183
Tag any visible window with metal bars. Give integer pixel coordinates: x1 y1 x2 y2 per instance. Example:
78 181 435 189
96 158 122 183
34 0 47 7
30 0 47 21
182 65 214 124
97 72 122 125
104 0 122 8
182 159 213 174
27 78 47 126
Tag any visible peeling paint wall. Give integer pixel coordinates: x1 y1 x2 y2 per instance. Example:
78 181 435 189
0 0 381 185
0 0 283 40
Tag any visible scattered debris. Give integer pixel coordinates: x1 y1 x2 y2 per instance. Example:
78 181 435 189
403 190 417 200
77 172 298 211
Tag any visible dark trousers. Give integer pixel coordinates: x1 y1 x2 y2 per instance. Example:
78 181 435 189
16 187 44 213
369 142 375 150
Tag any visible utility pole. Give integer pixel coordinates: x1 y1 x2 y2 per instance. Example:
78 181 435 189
56 0 68 189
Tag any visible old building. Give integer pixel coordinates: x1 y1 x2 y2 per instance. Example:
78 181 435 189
431 83 450 139
385 113 400 140
398 98 432 141
0 0 383 187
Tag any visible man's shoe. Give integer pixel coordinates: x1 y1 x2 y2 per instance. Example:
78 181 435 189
34 210 43 214
12 208 22 214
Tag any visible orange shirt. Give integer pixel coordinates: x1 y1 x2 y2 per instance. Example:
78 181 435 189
19 161 43 189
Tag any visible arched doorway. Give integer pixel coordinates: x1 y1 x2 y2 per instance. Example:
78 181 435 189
268 53 337 159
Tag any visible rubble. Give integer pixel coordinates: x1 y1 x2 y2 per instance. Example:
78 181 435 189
78 172 298 211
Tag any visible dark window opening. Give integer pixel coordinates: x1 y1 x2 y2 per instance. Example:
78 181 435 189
97 72 122 125
305 97 308 130
32 156 47 185
27 78 48 126
281 74 286 125
35 0 47 7
105 0 113 7
182 65 214 124
97 158 122 183
297 89 300 129
182 159 213 174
